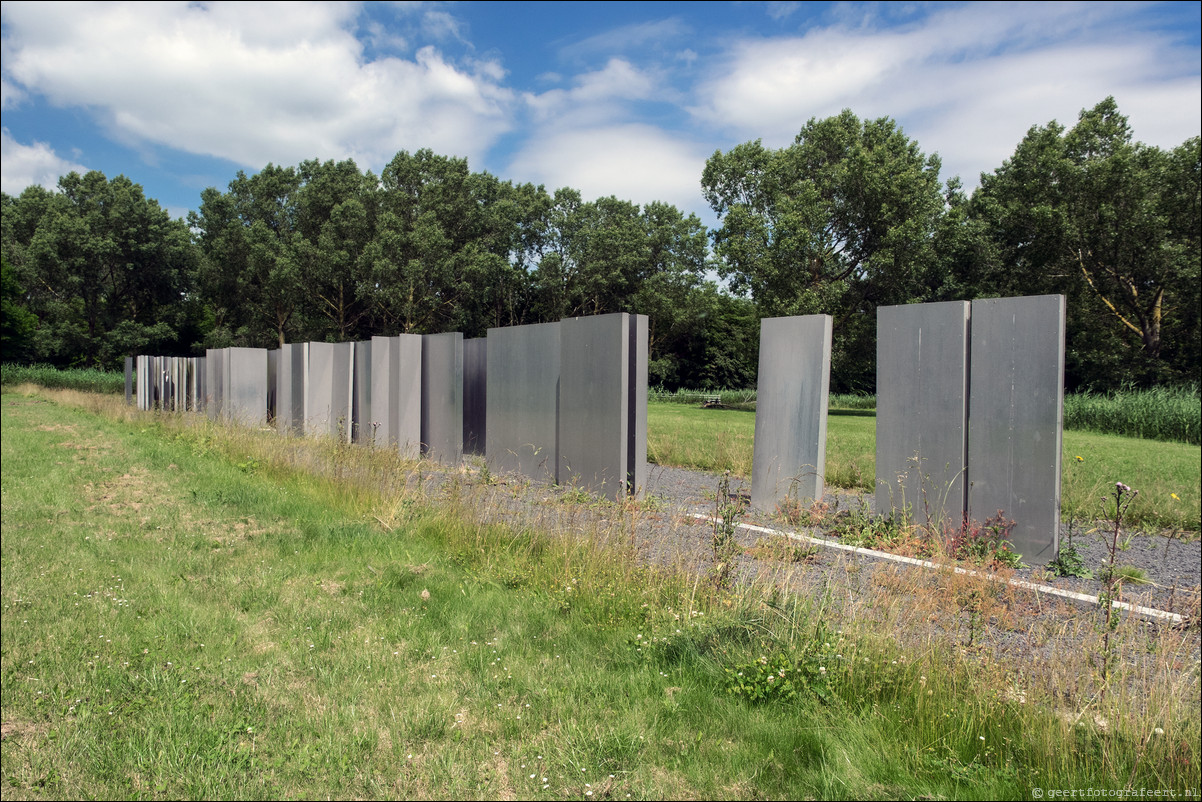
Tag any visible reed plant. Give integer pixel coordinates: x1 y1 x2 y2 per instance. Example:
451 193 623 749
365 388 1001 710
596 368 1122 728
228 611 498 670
1064 385 1200 445
1 362 125 394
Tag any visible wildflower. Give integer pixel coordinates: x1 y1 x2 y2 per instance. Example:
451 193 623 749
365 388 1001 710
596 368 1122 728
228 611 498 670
1074 455 1083 462
1171 493 1180 501
1154 727 1165 737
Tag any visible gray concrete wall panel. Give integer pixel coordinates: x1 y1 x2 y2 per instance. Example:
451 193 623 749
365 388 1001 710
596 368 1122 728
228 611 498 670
125 357 133 405
486 322 560 482
206 349 224 420
224 347 268 426
421 333 463 463
371 335 422 457
352 341 371 443
751 315 832 512
875 302 970 526
135 356 147 410
306 342 352 439
267 350 279 422
627 315 649 495
559 314 632 499
370 336 394 447
463 337 487 457
396 335 422 458
195 357 206 414
276 344 302 434
968 295 1065 564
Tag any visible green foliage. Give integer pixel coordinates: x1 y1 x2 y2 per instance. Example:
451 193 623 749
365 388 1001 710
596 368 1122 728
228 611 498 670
2 172 200 368
965 98 1200 389
703 110 948 391
1 255 37 360
724 642 838 705
1047 545 1092 579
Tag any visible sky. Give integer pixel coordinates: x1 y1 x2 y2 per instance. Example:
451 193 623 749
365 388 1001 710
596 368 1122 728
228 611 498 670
2 1 1199 228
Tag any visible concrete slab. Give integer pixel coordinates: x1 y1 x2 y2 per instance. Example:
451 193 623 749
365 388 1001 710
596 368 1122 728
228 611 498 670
750 315 832 513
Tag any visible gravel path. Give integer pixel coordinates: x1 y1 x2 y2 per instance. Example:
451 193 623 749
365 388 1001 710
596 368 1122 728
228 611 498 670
434 461 1199 623
640 464 1201 616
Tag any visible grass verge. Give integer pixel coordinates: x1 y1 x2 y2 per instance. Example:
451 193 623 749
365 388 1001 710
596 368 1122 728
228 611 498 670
2 386 1199 799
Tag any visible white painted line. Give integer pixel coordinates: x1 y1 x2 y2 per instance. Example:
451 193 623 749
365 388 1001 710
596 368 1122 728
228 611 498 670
692 514 1186 624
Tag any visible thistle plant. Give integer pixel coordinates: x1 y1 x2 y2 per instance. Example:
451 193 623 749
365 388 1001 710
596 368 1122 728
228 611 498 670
1097 481 1139 694
711 471 745 590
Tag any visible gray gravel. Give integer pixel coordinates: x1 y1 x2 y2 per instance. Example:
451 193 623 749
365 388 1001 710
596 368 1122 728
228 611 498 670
640 464 1201 616
426 460 1200 624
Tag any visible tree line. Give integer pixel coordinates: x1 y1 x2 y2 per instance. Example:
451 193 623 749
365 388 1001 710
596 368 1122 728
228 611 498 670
3 98 1197 392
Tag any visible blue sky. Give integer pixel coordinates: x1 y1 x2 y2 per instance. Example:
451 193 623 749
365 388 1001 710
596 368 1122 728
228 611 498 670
2 1 1199 228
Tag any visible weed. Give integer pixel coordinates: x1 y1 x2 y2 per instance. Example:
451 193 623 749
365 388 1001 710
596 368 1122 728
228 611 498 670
710 472 745 589
1048 544 1092 579
945 512 1025 569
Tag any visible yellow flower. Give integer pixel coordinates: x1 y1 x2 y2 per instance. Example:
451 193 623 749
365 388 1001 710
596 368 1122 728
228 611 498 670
1074 455 1084 462
1171 493 1180 501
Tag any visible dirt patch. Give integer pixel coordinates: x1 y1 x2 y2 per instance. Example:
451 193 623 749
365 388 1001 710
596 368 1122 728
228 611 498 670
0 719 48 742
84 467 155 515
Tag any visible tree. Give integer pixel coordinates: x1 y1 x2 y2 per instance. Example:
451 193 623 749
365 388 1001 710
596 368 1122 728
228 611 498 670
3 172 197 367
191 165 307 348
969 98 1200 387
1 255 38 361
702 110 947 390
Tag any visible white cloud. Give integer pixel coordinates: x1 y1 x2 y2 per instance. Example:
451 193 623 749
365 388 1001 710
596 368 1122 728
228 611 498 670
1 129 88 194
506 124 709 212
692 3 1201 185
560 18 689 60
0 1 514 170
525 58 659 123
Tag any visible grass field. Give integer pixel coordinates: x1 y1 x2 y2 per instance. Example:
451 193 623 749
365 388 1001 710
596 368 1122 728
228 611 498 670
3 386 1198 799
647 403 1201 533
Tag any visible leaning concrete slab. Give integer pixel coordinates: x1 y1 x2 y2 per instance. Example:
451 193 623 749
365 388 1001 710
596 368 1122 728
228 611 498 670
463 337 487 457
750 315 832 513
968 295 1065 565
875 302 970 528
125 357 133 405
486 322 560 482
559 313 647 499
421 332 463 463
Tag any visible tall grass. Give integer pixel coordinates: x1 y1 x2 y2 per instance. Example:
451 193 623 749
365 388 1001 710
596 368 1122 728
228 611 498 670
658 385 1200 444
1 362 124 394
1065 385 1200 445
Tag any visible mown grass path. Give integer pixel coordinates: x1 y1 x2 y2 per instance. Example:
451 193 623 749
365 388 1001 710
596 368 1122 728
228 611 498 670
2 389 1198 799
